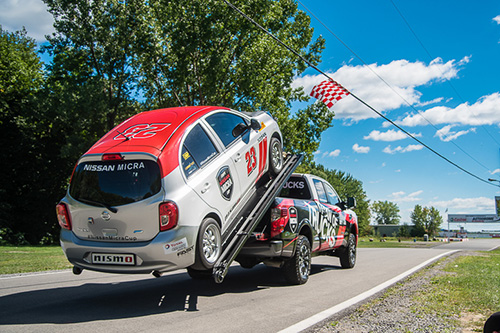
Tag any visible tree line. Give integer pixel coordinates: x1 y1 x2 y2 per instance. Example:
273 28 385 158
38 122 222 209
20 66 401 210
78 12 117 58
371 200 443 237
1 0 374 245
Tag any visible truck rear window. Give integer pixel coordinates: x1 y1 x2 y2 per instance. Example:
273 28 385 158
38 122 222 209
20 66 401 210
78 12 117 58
279 176 311 200
69 160 161 207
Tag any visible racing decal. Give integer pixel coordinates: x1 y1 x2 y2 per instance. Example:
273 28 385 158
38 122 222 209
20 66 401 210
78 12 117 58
164 238 188 255
289 207 298 233
177 245 194 257
257 134 268 176
283 180 306 189
245 147 257 176
83 162 146 172
258 121 266 132
217 166 234 201
113 123 171 140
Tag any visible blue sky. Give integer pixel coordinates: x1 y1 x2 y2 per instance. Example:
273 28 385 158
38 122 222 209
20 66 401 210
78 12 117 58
2 0 500 230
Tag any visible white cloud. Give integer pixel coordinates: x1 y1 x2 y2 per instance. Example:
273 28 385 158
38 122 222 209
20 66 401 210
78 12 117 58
430 197 495 213
0 0 55 41
396 93 500 127
494 15 500 24
389 190 423 202
435 125 476 142
292 57 469 121
322 149 341 158
383 144 424 154
352 143 370 153
364 129 421 142
492 169 500 175
415 97 444 107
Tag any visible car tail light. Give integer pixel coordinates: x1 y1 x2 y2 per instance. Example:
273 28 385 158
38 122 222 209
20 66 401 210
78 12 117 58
270 207 288 238
102 153 123 161
159 201 178 231
56 203 72 230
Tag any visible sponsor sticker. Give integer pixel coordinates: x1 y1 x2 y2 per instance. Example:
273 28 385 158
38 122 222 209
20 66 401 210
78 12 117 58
217 166 234 201
164 237 188 254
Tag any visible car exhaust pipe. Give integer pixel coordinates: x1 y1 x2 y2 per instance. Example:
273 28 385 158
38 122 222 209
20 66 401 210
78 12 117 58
152 270 162 278
72 266 83 275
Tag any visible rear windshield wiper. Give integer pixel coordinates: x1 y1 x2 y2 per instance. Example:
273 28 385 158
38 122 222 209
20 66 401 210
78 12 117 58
78 198 118 213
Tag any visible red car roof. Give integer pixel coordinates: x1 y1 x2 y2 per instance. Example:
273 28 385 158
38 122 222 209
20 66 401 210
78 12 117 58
84 106 230 176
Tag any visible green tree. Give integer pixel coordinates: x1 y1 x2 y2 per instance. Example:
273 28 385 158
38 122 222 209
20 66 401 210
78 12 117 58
296 162 371 236
134 0 329 160
371 200 400 225
0 27 63 244
411 204 442 237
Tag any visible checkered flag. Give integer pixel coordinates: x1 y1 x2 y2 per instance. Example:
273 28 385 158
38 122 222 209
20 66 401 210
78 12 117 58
310 80 350 109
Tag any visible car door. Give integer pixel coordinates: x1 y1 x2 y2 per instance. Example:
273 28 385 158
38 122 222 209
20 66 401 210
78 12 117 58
181 122 242 226
324 182 347 246
204 111 265 202
312 179 339 250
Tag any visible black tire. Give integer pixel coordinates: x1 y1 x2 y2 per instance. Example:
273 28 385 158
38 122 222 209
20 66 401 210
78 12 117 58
269 136 283 177
187 267 213 279
282 235 311 285
191 218 221 270
339 232 357 269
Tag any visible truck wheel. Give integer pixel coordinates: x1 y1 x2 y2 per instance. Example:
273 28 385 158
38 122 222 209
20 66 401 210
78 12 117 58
282 235 311 285
191 218 221 270
339 232 357 269
269 136 283 177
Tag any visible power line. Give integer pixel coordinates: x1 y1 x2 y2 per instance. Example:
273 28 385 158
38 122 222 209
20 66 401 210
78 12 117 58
221 0 499 188
297 0 493 173
389 0 500 147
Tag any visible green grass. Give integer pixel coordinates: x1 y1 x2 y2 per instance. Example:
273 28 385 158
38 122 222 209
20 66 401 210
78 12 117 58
358 236 440 248
0 246 72 275
414 249 500 331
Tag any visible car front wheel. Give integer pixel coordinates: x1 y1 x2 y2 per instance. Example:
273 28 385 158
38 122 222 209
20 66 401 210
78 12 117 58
269 136 283 177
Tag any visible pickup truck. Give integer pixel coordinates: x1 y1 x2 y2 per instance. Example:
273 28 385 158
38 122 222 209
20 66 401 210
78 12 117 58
237 173 358 284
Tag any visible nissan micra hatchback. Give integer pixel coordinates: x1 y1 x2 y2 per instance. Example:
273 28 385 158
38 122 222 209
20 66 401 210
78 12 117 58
56 106 284 277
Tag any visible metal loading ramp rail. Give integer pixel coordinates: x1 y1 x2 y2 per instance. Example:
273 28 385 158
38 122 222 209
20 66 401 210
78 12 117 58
213 153 303 283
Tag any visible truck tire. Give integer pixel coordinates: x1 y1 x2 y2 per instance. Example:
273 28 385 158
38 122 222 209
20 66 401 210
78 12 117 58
191 218 221 270
269 136 283 177
339 232 357 269
282 235 311 285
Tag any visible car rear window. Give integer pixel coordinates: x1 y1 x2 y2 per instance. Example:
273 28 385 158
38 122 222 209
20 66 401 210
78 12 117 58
279 176 311 200
69 160 161 207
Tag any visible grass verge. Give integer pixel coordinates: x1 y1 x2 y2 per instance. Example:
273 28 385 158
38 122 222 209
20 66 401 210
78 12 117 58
0 246 72 275
414 249 500 331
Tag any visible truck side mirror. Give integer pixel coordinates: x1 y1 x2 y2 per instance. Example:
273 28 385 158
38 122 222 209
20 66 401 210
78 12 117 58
347 197 356 209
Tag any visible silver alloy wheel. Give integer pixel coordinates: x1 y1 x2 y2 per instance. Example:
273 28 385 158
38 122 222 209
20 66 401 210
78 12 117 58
202 223 221 265
271 139 283 171
298 241 311 280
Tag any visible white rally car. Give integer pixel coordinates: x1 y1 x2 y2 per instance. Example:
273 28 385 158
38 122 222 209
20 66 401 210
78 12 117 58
56 106 284 277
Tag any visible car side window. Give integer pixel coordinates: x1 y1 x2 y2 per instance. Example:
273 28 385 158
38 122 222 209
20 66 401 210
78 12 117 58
324 183 340 205
313 179 328 203
206 112 248 147
181 124 218 178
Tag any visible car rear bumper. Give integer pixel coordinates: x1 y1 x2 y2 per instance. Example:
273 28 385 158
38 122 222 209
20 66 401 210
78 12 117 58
60 226 197 274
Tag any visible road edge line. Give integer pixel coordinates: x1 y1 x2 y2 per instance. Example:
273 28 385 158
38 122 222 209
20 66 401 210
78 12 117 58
278 250 459 333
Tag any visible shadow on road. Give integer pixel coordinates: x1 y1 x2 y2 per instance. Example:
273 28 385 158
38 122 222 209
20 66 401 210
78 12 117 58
0 262 340 325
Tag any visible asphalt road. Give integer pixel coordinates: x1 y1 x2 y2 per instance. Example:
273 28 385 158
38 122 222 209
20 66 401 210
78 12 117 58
1 239 498 333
